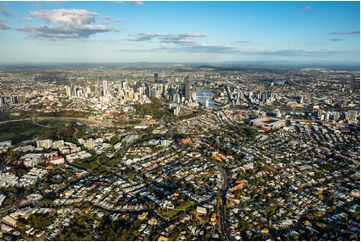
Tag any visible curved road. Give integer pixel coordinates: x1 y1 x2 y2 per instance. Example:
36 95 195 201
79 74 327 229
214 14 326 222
165 118 231 240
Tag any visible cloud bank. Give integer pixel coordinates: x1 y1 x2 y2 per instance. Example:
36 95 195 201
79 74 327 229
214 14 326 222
18 9 117 39
331 31 360 35
128 32 207 44
0 8 13 17
126 32 352 57
0 19 9 30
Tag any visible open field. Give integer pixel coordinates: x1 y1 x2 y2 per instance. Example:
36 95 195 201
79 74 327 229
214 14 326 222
0 120 76 144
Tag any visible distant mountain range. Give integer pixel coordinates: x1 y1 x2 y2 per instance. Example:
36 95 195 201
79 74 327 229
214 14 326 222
0 61 359 71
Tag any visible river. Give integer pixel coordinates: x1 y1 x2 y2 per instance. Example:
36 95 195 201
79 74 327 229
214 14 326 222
196 87 217 108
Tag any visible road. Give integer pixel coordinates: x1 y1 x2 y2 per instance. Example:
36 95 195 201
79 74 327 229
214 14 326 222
218 164 230 241
200 147 230 241
0 118 31 125
165 116 231 240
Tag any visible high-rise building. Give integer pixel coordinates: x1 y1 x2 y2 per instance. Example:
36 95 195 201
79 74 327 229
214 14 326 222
76 88 83 97
85 87 92 97
294 95 303 104
174 93 181 103
65 86 71 97
184 76 191 101
70 81 76 97
12 96 19 104
145 85 156 98
102 80 108 97
0 97 4 107
145 85 151 97
121 80 128 90
94 85 101 96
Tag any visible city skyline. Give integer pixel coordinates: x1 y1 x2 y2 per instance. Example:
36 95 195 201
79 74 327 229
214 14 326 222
0 1 359 64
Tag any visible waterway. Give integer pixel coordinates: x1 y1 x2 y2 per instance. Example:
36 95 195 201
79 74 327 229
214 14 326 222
196 87 217 108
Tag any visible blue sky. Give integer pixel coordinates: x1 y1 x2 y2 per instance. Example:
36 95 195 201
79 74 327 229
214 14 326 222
0 1 359 64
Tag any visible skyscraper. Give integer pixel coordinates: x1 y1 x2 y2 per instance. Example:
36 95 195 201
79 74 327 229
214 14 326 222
65 86 71 97
154 73 159 82
102 80 108 97
70 81 76 97
184 76 191 101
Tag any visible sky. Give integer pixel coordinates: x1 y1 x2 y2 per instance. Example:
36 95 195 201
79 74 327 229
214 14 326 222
0 1 359 64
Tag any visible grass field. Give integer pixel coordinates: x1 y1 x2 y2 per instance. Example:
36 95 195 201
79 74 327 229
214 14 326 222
0 120 74 144
0 111 34 121
159 201 193 220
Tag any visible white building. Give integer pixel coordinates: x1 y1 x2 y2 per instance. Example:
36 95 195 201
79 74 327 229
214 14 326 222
36 139 53 149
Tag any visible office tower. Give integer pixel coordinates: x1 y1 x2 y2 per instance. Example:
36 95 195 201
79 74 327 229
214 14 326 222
174 93 181 103
121 80 128 90
102 80 108 97
138 86 145 95
173 106 180 115
261 92 267 103
69 80 77 97
192 92 197 102
154 73 159 82
94 85 101 96
85 87 92 97
12 96 19 104
65 86 71 97
127 90 134 99
294 95 303 104
184 76 191 101
145 85 151 97
76 88 83 97
145 85 157 98
162 83 169 97
240 92 244 100
205 99 209 109
324 112 329 120
167 87 175 101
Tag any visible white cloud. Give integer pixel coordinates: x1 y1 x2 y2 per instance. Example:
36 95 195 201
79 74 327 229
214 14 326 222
0 8 13 17
115 1 144 5
173 43 239 53
331 31 360 35
238 49 350 57
127 32 239 53
103 15 124 23
129 1 143 5
303 6 312 12
19 9 118 39
0 19 10 30
29 9 98 26
127 32 207 43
